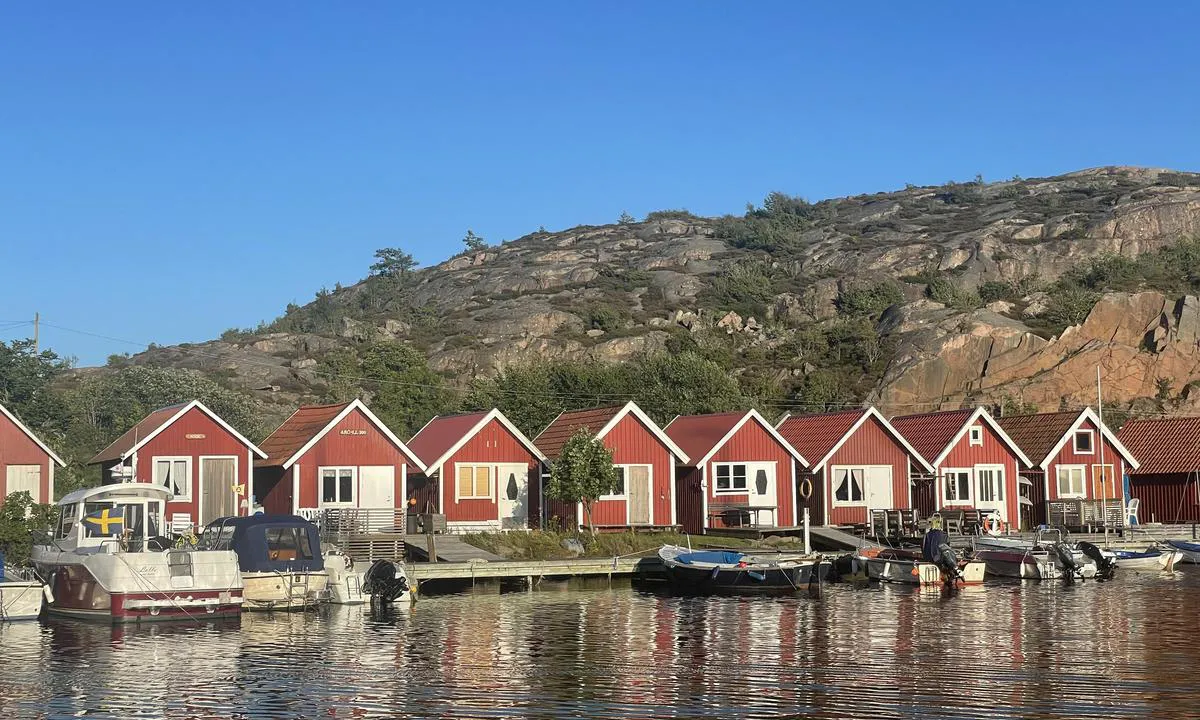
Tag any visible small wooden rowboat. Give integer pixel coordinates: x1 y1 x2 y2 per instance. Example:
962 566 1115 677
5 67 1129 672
658 545 830 594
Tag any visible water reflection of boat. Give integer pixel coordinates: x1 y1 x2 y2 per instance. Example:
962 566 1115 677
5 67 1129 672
658 545 829 594
32 484 244 622
0 561 49 621
1107 546 1184 572
200 515 328 610
972 528 1101 580
858 531 986 587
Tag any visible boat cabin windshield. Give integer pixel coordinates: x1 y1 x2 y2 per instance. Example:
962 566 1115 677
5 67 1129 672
56 497 164 551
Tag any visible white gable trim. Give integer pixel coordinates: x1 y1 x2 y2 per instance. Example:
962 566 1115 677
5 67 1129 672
0 401 65 466
1038 407 1140 471
280 399 426 472
930 407 1034 468
422 409 548 477
121 400 266 462
596 401 690 464
685 410 809 468
814 407 934 473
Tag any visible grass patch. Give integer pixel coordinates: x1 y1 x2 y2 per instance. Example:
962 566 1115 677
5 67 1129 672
461 530 775 560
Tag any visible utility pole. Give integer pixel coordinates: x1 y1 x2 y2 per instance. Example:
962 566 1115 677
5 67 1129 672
1097 366 1109 547
33 312 39 353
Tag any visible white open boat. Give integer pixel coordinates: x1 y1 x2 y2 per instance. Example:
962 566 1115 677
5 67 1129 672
859 530 986 587
1166 540 1200 564
972 529 1100 580
32 484 244 622
0 564 49 621
1107 546 1184 572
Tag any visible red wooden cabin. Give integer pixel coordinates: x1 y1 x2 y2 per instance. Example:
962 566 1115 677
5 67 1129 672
0 401 65 506
891 407 1032 531
254 399 424 526
406 409 547 532
90 400 266 530
535 401 689 530
775 407 932 527
1119 417 1200 524
998 408 1139 527
665 409 807 534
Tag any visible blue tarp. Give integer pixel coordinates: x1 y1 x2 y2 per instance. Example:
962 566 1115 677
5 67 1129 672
205 515 324 573
677 551 745 565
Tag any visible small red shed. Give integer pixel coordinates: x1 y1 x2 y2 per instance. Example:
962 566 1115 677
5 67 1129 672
775 407 932 527
891 407 1032 531
664 409 807 534
0 401 65 506
998 407 1139 527
254 399 425 525
1119 417 1200 524
89 400 266 530
535 401 689 530
406 409 547 532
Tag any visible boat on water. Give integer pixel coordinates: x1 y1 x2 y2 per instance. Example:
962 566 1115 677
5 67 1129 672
1106 546 1184 572
658 545 830 594
1165 540 1200 564
859 530 986 587
972 528 1104 580
199 515 328 610
32 484 244 622
0 558 49 621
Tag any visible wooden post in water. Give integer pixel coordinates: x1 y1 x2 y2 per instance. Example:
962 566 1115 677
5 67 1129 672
803 508 811 555
427 534 438 563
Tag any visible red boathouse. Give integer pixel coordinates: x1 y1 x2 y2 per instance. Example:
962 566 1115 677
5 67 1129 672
891 407 1032 531
776 407 932 527
1119 417 1200 524
998 407 1139 527
89 400 266 531
536 401 689 530
254 399 425 526
406 409 547 532
0 401 65 506
665 409 807 534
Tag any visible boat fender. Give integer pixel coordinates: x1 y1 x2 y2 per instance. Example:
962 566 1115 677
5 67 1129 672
343 554 353 570
798 477 813 501
983 515 1002 536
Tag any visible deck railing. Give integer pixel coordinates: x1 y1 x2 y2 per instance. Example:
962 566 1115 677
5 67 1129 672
301 508 408 538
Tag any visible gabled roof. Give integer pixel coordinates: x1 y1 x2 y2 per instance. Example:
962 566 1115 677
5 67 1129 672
665 409 807 468
998 407 1139 471
407 408 546 476
776 407 934 473
0 401 64 467
534 401 689 463
891 407 1032 468
256 399 425 471
90 400 266 465
1119 417 1200 475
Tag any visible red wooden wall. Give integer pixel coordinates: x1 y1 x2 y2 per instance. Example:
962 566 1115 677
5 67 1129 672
1045 417 1126 503
824 416 911 526
703 419 796 528
0 415 54 504
1131 472 1200 524
293 407 408 510
431 417 543 526
936 420 1022 523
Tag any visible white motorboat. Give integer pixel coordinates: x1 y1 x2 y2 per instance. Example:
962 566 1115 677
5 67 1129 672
1106 546 1184 572
972 528 1101 580
32 484 244 622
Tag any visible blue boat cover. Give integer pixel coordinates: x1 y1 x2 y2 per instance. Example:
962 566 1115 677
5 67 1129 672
1111 550 1159 559
204 515 324 574
1168 540 1200 552
677 550 745 565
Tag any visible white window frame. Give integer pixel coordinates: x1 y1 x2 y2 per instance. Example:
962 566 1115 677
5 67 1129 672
942 467 973 505
454 463 493 502
152 456 193 502
318 466 357 508
975 464 1005 503
600 464 645 501
712 463 749 495
1073 429 1095 454
968 426 983 446
829 466 867 508
1056 464 1086 499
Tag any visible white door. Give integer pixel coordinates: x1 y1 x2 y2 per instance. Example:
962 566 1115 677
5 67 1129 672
358 466 395 532
976 465 1006 522
865 466 893 513
496 464 529 530
746 462 777 527
5 465 41 502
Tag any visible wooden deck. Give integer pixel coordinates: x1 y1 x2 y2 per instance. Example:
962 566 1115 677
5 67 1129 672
405 556 663 583
403 534 506 563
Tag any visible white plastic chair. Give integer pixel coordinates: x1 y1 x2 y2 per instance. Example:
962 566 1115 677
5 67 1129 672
170 513 194 536
1125 498 1140 526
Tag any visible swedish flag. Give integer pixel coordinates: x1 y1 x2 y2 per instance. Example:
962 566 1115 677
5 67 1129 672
82 507 124 536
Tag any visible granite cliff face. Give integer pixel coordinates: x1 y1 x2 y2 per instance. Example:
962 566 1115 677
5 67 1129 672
113 166 1200 416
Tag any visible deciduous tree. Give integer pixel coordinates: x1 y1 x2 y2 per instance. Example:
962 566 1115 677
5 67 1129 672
546 430 619 534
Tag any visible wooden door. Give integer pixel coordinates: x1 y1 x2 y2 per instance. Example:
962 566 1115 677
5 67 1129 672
976 465 1006 522
497 464 529 529
627 465 651 525
746 462 777 526
865 466 893 512
200 457 237 526
5 465 41 502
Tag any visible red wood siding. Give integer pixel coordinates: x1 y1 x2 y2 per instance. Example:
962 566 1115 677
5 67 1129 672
592 414 674 526
796 466 824 526
435 417 542 527
705 419 796 528
293 407 407 510
1045 418 1126 503
1130 473 1199 524
935 421 1022 526
674 467 704 534
132 406 253 525
255 466 289 514
824 416 910 526
0 415 53 504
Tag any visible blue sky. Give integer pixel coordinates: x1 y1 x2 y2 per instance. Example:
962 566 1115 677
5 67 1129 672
2 2 1198 366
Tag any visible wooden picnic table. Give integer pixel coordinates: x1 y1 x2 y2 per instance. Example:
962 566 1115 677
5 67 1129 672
708 503 777 528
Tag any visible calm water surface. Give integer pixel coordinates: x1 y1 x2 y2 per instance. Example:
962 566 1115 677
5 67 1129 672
2 571 1199 719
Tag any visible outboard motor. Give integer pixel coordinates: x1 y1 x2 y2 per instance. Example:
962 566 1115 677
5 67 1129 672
922 529 961 582
1052 543 1084 580
362 559 410 603
1077 541 1116 579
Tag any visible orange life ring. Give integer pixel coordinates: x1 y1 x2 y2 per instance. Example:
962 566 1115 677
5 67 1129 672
798 477 814 501
983 514 1003 536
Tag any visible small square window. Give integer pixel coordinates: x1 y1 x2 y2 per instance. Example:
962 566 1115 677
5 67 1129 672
1074 430 1094 454
968 426 983 446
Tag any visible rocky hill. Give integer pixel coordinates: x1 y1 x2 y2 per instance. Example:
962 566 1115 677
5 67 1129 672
109 166 1200 421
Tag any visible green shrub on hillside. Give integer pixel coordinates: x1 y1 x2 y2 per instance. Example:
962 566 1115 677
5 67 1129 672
926 278 981 310
838 282 904 317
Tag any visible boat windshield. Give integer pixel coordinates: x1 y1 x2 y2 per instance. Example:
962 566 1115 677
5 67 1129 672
266 526 314 561
201 523 236 551
75 500 162 549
